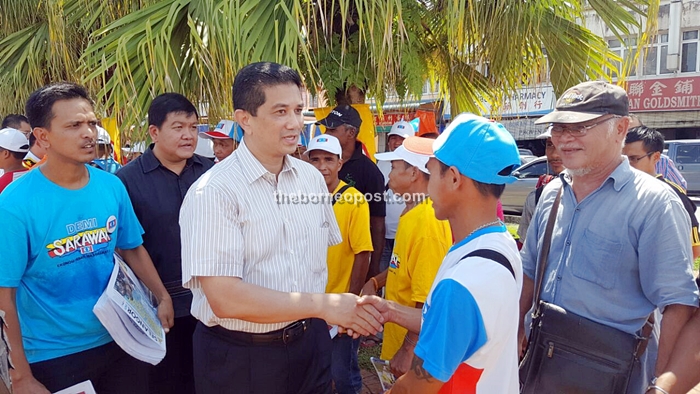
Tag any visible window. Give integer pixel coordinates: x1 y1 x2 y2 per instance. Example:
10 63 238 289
682 30 699 73
676 144 700 164
516 159 553 179
643 34 672 75
607 38 637 77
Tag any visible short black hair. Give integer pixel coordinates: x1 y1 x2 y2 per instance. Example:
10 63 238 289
232 62 303 116
402 160 430 181
625 126 664 153
1 114 29 129
25 82 92 129
148 93 198 128
438 161 506 198
0 148 26 160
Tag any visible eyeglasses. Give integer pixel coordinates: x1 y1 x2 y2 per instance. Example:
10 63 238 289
627 152 653 164
550 116 621 138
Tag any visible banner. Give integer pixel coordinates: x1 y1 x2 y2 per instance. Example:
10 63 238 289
625 76 700 112
101 118 121 162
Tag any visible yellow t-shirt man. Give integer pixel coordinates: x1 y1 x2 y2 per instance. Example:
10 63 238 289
381 197 452 360
326 181 374 293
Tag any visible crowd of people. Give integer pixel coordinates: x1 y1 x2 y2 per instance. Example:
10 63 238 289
0 61 699 394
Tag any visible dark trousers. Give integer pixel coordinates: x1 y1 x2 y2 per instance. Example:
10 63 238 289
149 315 197 394
31 341 148 393
379 238 395 273
193 319 332 394
331 335 362 394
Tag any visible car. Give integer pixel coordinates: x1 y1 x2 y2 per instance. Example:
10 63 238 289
501 157 554 214
664 139 700 196
518 148 538 164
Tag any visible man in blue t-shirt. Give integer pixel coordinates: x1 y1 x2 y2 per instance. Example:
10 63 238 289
0 83 174 394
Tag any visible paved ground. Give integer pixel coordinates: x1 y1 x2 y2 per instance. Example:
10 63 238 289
360 369 384 394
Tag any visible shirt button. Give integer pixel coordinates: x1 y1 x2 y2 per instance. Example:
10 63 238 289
556 276 562 280
289 250 294 255
565 240 571 246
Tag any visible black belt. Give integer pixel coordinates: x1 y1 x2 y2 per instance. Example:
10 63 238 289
207 319 310 345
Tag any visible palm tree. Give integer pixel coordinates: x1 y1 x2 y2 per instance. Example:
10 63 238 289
0 0 658 133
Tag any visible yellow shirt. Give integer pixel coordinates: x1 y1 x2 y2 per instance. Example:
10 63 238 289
381 197 452 360
326 181 374 293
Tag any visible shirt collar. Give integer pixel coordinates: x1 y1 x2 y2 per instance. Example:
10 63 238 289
347 141 365 162
237 139 299 184
140 143 206 174
449 223 507 253
560 156 633 192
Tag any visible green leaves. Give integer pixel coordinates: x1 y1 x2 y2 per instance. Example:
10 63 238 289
0 0 658 132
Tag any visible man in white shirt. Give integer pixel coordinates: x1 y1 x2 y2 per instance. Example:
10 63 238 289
180 62 384 394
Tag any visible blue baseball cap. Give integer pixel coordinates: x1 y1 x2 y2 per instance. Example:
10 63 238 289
432 113 520 185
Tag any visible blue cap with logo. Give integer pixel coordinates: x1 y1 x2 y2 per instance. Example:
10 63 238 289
433 113 520 185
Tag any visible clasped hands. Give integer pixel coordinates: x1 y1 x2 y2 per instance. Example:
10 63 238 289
324 293 391 338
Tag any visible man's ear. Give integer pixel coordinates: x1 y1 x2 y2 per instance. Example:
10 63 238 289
34 127 50 150
234 109 252 137
336 158 344 171
148 125 159 143
617 116 631 137
449 166 463 191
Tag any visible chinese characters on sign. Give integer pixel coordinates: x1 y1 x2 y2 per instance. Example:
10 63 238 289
625 77 700 112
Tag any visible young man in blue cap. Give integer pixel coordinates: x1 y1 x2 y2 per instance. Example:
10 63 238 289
358 113 523 393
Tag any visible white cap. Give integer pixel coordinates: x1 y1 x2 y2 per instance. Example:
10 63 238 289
305 134 342 159
96 126 111 144
387 120 416 138
375 145 430 174
537 125 552 139
122 141 146 153
0 128 30 153
194 136 214 158
200 120 238 140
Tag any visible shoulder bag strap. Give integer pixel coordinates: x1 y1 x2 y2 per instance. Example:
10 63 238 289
461 249 515 280
332 184 352 206
532 185 563 308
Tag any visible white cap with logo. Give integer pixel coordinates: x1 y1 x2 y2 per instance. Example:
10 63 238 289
0 127 30 153
387 120 416 138
305 134 343 159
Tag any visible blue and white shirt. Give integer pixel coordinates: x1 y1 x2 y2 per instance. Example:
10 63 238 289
415 225 522 393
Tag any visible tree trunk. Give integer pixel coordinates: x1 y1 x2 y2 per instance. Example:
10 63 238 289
334 85 366 105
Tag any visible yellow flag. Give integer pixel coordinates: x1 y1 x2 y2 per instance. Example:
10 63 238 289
313 104 376 162
101 117 121 163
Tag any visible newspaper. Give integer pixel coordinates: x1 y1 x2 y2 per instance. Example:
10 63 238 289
370 357 396 392
93 253 166 365
53 380 96 394
0 311 10 394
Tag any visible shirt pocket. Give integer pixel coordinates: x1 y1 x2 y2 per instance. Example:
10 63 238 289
572 229 623 289
307 224 330 273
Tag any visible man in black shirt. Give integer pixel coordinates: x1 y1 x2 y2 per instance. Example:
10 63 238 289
117 93 213 394
319 105 386 279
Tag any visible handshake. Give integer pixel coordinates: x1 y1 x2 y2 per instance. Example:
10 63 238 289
321 293 393 338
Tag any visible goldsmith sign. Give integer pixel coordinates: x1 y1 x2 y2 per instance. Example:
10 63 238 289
625 76 700 112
